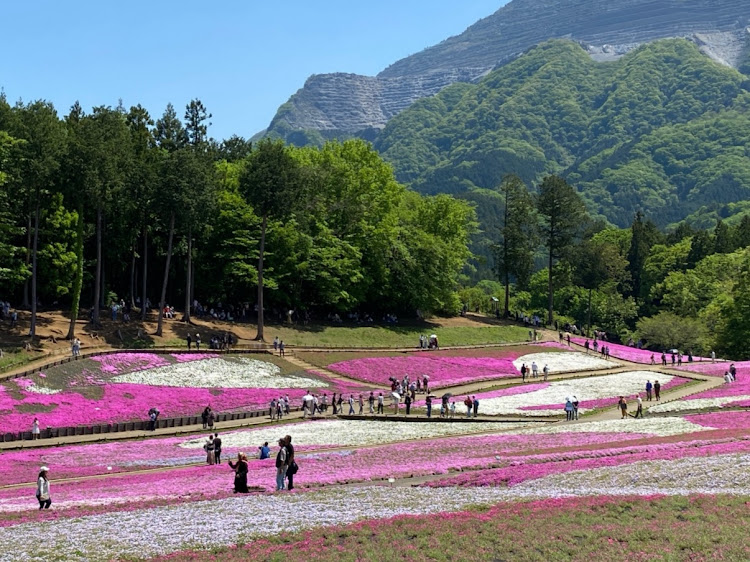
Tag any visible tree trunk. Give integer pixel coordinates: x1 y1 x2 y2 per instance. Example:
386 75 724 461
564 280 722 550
587 288 593 338
92 206 103 325
504 269 510 319
155 212 175 337
503 184 510 318
254 214 267 341
547 246 554 327
183 228 192 324
67 207 85 339
129 242 137 309
141 225 148 321
29 199 41 338
22 213 31 309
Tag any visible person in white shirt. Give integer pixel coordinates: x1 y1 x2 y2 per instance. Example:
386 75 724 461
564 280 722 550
532 362 539 378
634 394 643 418
543 364 550 381
36 466 51 509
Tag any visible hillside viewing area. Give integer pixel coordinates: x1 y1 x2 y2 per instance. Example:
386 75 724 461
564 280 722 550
2 0 750 560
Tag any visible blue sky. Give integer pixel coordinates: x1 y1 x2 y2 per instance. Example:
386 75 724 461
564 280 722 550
1 0 507 140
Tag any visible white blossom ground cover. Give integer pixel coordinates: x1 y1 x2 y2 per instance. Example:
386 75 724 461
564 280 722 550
476 371 677 416
0 486 539 562
513 417 710 438
648 395 750 414
512 352 618 373
179 419 525 450
111 357 327 389
517 453 750 497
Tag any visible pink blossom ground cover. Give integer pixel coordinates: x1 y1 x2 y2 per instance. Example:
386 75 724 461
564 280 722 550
0 431 664 515
677 377 750 401
0 383 312 433
326 353 529 389
519 376 691 412
568 337 711 364
686 411 750 430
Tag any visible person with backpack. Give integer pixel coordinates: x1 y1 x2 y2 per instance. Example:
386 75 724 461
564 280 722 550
284 435 296 491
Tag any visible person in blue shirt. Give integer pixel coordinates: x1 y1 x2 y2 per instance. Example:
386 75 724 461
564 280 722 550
259 442 271 459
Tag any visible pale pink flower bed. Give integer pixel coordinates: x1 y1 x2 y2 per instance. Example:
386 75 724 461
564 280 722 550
89 353 218 375
413 383 550 408
426 437 750 488
677 361 748 378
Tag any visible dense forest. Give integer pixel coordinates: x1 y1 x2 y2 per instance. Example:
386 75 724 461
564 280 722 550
460 173 750 359
373 39 750 277
0 96 476 339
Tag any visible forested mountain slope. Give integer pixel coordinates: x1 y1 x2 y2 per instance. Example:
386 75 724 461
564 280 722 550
375 39 750 228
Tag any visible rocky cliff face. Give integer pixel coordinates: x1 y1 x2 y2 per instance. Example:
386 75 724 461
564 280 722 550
265 0 749 141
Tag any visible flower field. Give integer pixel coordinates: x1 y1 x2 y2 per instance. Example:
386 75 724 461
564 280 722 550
1 342 748 561
321 345 614 388
0 354 372 432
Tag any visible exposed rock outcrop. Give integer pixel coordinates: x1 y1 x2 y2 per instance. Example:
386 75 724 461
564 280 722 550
265 0 749 142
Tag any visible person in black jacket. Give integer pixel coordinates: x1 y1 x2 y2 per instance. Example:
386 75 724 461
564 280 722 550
285 434 296 490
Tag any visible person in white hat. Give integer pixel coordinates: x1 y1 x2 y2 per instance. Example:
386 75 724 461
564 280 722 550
36 466 51 509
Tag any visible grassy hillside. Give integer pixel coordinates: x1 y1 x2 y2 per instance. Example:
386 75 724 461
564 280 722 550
375 39 750 228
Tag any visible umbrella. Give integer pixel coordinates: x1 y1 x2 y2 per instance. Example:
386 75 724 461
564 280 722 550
423 375 430 380
669 349 679 354
302 394 314 402
441 392 453 400
391 392 401 401
430 334 437 339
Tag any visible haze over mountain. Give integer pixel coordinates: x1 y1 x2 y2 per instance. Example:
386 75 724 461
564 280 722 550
264 0 749 143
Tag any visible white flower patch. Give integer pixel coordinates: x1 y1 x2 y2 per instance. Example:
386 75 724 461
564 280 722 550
513 352 617 373
648 395 750 414
480 371 673 416
514 416 708 437
24 383 62 395
0 486 539 561
179 419 527 450
111 358 327 389
517 453 750 495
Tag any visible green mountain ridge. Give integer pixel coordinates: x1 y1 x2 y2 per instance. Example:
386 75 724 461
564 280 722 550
374 39 750 229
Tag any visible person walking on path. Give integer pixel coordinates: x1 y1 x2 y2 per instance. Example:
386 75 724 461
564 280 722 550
566 334 571 347
532 362 539 378
186 334 192 350
571 396 579 420
207 409 216 430
213 433 222 464
564 398 573 421
426 395 433 418
368 392 375 414
275 439 288 491
358 394 364 415
195 333 201 350
464 396 472 418
377 392 384 414
450 401 456 418
36 467 51 510
32 418 40 440
279 341 285 357
584 340 590 354
521 363 527 382
228 453 249 493
405 393 412 415
273 337 279 351
661 352 667 367
618 396 628 419
348 395 355 415
711 350 716 363
650 353 655 365
646 381 653 401
543 364 549 381
472 396 479 417
331 393 338 415
654 380 661 401
284 435 296 491
634 395 644 418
